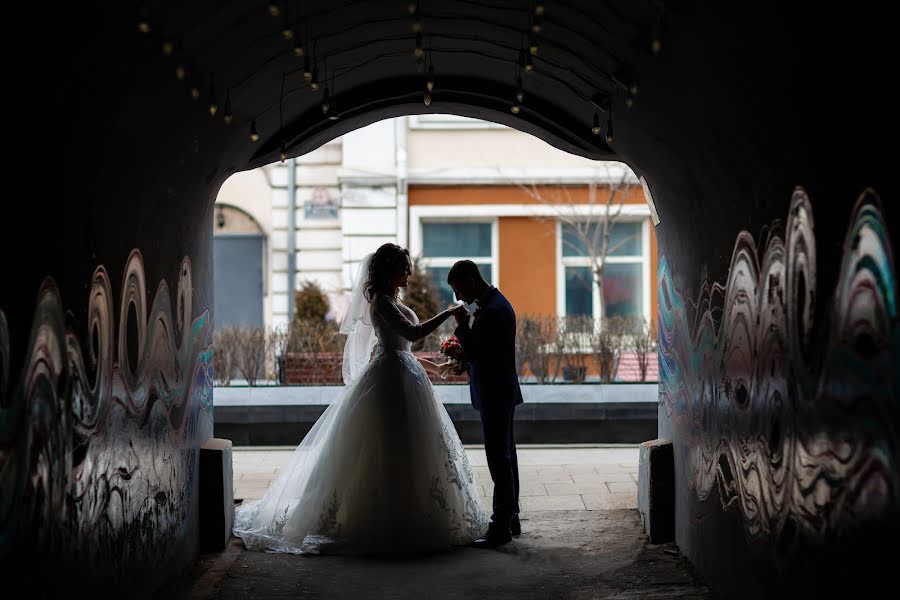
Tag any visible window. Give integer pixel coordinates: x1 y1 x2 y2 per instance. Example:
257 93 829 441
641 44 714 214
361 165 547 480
562 221 642 258
560 220 646 321
420 222 495 307
423 222 492 258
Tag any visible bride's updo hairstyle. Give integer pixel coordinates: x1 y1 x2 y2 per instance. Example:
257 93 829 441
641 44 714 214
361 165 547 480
364 243 411 302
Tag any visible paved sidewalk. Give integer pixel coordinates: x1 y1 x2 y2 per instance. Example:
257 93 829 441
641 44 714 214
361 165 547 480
165 510 712 600
159 446 713 599
233 445 639 511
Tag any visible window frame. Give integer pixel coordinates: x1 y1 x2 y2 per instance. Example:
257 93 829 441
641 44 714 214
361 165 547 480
556 218 650 324
410 217 499 304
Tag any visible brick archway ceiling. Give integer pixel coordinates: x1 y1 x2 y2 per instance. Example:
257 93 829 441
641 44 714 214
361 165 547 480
137 0 657 168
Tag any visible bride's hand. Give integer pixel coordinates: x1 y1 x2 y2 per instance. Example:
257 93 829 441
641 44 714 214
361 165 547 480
438 361 453 379
448 304 468 320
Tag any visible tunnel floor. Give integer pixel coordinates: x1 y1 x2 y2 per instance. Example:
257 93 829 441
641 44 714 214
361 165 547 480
161 509 713 599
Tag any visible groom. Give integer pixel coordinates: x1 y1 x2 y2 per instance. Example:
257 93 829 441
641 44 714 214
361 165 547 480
448 260 523 549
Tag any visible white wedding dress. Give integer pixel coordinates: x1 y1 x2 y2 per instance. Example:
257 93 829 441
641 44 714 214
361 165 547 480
233 282 488 555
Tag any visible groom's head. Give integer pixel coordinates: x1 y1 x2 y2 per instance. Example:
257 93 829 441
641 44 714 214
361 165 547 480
447 260 489 304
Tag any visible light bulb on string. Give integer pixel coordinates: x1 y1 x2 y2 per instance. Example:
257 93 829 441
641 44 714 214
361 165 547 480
531 15 542 33
280 143 287 162
625 94 634 108
535 1 545 16
137 6 151 34
510 102 521 114
293 32 304 57
411 15 422 33
189 74 200 100
408 1 418 15
605 116 614 144
162 40 174 56
629 81 639 96
310 67 320 91
414 33 424 60
426 63 435 91
424 91 432 106
267 2 280 17
223 91 233 125
515 71 524 103
591 111 601 135
175 64 186 80
303 54 312 80
249 120 260 142
208 79 217 116
325 70 338 120
529 34 539 55
321 86 330 115
524 53 534 73
652 13 663 54
282 21 293 40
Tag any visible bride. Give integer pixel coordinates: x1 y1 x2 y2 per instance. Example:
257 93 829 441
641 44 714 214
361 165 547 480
233 243 488 554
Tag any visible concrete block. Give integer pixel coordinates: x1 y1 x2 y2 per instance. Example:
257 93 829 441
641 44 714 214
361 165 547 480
199 438 234 553
638 438 674 543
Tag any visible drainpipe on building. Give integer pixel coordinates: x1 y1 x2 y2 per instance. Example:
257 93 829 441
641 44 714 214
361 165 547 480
280 158 297 384
287 157 297 320
395 117 408 248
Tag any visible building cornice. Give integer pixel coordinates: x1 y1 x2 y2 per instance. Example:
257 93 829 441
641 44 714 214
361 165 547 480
407 167 639 186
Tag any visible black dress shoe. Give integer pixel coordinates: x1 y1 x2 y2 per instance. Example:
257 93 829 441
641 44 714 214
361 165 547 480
510 515 521 536
470 531 512 549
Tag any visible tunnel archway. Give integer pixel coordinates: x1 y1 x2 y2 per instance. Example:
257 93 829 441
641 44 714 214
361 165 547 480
2 2 896 596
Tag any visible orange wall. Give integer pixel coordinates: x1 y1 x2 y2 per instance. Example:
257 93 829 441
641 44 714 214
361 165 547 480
409 184 659 322
498 217 557 315
409 185 647 206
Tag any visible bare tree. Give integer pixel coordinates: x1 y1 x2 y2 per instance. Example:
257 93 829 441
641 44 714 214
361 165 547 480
593 316 627 383
560 315 592 382
516 315 561 384
236 326 269 386
629 317 657 382
513 164 641 320
213 325 240 386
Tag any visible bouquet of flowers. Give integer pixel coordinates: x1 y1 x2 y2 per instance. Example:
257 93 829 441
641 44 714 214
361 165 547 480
439 336 469 378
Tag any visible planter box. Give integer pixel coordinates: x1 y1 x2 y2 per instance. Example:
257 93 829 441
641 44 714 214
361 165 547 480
283 352 343 385
283 351 468 385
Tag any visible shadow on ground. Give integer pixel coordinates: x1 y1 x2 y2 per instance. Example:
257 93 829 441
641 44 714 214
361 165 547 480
162 510 713 599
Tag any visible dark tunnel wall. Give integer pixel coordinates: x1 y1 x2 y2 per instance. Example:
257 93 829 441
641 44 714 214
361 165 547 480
0 7 220 591
613 8 898 597
1 2 897 596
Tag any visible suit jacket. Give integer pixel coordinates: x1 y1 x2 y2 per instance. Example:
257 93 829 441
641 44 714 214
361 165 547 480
454 287 524 412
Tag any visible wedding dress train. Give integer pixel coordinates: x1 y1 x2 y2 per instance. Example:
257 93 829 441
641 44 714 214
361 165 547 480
233 292 488 554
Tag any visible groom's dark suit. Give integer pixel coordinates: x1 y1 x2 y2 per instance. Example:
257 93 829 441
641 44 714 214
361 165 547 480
455 286 523 532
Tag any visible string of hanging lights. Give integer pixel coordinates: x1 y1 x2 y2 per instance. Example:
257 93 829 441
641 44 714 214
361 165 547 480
135 0 662 153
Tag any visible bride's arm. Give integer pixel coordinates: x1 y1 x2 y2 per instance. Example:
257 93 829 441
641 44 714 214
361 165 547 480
376 295 453 342
417 356 449 375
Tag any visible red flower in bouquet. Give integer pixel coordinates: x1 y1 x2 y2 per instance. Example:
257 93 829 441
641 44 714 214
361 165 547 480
439 336 468 376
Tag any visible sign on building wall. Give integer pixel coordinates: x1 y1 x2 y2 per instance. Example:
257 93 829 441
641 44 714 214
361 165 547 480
304 187 339 219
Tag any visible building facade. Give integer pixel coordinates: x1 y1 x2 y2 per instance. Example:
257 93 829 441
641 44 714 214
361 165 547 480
214 115 658 336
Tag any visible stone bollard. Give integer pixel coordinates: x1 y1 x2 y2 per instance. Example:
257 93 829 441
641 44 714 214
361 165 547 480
637 438 674 543
199 437 234 553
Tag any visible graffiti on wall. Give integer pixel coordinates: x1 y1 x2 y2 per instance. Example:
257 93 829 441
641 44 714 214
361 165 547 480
0 250 213 579
658 188 897 554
